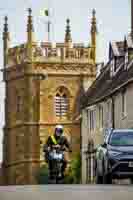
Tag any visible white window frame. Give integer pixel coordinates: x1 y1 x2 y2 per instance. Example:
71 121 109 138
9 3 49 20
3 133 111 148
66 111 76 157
98 104 104 128
88 107 96 132
121 89 127 119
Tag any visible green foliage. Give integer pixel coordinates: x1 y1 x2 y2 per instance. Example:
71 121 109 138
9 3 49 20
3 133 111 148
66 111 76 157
64 153 81 184
36 153 81 184
36 164 49 184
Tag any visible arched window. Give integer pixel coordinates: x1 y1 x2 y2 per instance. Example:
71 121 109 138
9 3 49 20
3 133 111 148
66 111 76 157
54 87 69 117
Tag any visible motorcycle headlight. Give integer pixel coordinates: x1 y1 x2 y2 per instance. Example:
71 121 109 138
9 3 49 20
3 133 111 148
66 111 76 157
108 150 122 157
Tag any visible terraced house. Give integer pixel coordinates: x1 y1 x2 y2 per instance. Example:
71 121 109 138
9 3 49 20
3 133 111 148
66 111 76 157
81 1 133 183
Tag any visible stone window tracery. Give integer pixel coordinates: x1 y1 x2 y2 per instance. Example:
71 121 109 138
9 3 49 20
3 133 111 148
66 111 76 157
54 87 69 118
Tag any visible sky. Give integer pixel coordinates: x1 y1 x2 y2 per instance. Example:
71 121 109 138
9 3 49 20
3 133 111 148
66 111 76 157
0 0 131 162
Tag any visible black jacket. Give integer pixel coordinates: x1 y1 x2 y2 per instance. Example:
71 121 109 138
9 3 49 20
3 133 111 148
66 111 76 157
43 134 72 152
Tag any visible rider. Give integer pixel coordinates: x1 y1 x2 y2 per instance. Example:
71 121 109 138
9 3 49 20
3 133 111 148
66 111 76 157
43 125 72 179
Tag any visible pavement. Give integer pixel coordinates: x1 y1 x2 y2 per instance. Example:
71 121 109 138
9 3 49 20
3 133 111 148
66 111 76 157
0 185 133 200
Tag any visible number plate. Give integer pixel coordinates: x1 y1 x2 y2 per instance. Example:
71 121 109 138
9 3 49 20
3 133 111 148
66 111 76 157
53 153 63 159
129 162 133 167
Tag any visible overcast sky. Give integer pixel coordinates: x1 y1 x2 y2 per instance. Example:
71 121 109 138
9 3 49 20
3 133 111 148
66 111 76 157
0 0 131 162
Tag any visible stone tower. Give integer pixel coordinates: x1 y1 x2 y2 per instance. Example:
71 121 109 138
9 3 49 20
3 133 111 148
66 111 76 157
2 9 97 185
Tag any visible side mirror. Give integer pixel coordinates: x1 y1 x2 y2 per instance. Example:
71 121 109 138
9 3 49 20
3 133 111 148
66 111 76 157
101 143 107 148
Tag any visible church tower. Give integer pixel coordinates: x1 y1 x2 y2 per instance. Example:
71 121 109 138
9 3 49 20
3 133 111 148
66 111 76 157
2 9 97 185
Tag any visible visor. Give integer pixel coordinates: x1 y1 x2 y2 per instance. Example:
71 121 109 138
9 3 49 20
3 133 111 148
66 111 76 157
56 128 63 134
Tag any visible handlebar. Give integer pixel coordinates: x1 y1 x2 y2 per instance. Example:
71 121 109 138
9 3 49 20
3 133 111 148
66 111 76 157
45 145 72 152
52 145 66 151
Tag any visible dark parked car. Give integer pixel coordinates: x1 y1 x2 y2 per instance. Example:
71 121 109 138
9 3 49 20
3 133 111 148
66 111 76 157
95 129 133 184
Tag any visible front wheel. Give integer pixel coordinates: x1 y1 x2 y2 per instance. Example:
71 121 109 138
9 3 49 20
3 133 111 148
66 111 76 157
96 169 103 184
103 173 112 184
55 162 64 184
130 178 133 184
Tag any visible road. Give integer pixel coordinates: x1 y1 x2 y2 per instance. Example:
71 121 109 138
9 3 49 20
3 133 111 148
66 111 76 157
0 185 133 200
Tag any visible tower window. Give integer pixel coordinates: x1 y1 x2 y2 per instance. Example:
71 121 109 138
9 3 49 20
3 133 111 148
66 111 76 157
16 94 23 114
54 87 69 117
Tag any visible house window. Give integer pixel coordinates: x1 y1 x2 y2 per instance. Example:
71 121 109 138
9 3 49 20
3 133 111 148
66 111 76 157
54 87 69 117
99 105 103 128
89 109 96 131
107 101 111 125
122 89 126 117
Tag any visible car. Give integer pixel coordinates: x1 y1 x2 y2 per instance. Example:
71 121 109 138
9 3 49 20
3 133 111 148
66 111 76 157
95 129 133 184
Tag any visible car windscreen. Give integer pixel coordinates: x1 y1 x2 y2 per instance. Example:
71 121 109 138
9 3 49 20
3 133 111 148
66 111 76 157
109 131 133 146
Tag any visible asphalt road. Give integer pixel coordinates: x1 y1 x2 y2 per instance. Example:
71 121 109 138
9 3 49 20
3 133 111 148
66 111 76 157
0 185 133 200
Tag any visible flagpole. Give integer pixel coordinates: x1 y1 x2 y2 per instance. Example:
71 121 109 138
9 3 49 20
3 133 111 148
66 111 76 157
48 0 51 42
47 20 51 42
40 6 52 42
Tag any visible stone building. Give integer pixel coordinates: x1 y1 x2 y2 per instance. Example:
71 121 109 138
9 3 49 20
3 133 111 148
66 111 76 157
81 0 133 183
1 8 97 185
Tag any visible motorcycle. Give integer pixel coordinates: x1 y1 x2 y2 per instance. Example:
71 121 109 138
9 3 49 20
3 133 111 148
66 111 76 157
47 145 66 184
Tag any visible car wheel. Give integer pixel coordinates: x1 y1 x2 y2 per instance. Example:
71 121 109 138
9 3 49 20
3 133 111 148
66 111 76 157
103 174 112 184
96 169 103 184
130 178 133 184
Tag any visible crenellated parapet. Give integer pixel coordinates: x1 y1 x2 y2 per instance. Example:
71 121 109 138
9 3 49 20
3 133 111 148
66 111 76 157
6 42 94 66
7 43 42 65
3 8 97 68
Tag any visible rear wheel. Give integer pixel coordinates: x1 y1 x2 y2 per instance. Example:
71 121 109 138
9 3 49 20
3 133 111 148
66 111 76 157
102 159 112 184
96 169 103 184
103 174 112 184
130 178 133 184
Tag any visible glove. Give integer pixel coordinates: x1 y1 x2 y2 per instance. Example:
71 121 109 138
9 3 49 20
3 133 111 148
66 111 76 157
47 147 51 151
53 144 60 148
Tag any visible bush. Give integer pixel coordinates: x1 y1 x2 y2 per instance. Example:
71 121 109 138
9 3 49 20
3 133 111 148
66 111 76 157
36 164 49 184
36 153 81 184
64 153 81 184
